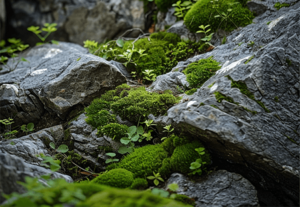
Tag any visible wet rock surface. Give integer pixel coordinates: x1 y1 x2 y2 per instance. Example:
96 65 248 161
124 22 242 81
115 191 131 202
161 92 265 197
152 2 300 205
0 42 127 128
165 171 259 207
6 0 144 45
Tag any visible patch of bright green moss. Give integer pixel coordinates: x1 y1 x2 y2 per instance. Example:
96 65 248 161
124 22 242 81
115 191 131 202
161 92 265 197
245 55 255 64
173 194 196 206
184 0 254 33
97 123 128 141
184 57 221 89
274 2 290 10
214 92 238 104
226 76 270 112
185 88 197 95
92 168 134 188
130 178 148 190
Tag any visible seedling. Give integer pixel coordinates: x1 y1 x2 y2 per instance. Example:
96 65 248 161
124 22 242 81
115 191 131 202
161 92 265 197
27 23 58 45
21 123 34 134
105 153 119 164
197 25 214 44
161 125 174 141
147 171 164 186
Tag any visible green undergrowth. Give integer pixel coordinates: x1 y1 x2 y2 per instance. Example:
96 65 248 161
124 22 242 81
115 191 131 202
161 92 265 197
85 84 180 140
184 57 221 95
106 135 210 181
274 2 290 10
3 179 190 207
184 0 254 33
226 76 270 112
85 32 208 81
155 0 178 12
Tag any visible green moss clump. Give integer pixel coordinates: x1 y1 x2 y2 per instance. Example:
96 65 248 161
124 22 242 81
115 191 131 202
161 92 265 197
274 2 290 10
130 178 148 190
184 0 254 33
158 157 172 179
91 168 134 188
173 194 196 206
85 99 111 119
226 76 270 112
86 110 117 128
97 123 128 140
210 104 219 109
172 135 189 147
161 136 176 155
154 0 178 12
184 57 221 89
107 144 169 178
170 141 210 174
274 96 279 102
185 88 197 95
214 92 238 104
111 87 180 123
245 55 255 64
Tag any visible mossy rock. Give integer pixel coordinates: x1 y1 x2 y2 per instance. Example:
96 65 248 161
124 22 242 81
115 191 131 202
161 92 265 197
97 123 128 141
85 110 117 128
184 0 254 33
107 144 169 178
91 168 134 188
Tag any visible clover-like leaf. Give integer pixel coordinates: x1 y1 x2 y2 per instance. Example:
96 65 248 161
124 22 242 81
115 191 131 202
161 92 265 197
56 144 69 153
49 142 56 150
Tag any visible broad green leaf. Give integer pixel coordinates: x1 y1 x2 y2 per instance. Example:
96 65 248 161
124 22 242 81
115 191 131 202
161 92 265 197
49 142 56 149
168 183 179 192
190 161 201 169
118 146 133 154
27 123 34 131
131 134 139 142
106 152 116 157
158 177 164 182
128 126 137 136
154 179 159 186
120 137 131 145
116 39 124 47
147 176 155 180
56 144 69 153
136 125 144 135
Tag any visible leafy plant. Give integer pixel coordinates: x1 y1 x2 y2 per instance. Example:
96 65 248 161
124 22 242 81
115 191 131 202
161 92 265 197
142 69 157 82
274 2 290 10
0 38 29 71
0 118 18 139
147 171 164 186
189 147 207 175
119 126 144 154
197 25 214 45
161 125 174 141
27 23 58 45
172 0 198 20
105 153 119 164
21 123 34 134
168 183 179 192
151 188 170 198
247 41 255 47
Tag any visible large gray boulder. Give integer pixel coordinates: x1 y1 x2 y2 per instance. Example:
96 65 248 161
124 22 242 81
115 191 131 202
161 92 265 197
152 2 300 205
0 42 127 128
165 171 259 207
6 0 144 45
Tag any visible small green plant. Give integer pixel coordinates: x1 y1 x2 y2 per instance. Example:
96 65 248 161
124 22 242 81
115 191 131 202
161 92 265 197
245 55 254 64
0 118 18 139
189 147 207 175
142 69 157 82
222 36 227 44
27 23 58 45
161 125 174 141
118 48 147 67
21 123 34 134
0 39 29 71
176 85 185 93
105 153 119 164
238 42 243 46
147 171 164 186
274 96 279 102
247 41 255 47
197 25 214 45
267 21 271 25
167 183 179 192
172 0 198 19
119 125 144 154
274 2 290 10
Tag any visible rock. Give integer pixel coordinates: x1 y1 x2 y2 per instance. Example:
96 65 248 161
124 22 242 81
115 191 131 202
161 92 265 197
0 152 72 203
6 0 145 45
153 2 300 205
67 113 123 167
165 171 259 207
247 1 268 16
109 60 132 78
167 21 203 42
0 42 127 128
155 7 177 32
148 72 189 94
0 0 5 41
0 125 64 165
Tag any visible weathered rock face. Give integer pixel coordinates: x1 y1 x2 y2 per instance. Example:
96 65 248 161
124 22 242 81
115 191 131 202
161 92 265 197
0 0 5 41
155 7 177 32
0 42 127 129
6 0 144 45
152 1 300 205
0 152 73 203
165 171 259 207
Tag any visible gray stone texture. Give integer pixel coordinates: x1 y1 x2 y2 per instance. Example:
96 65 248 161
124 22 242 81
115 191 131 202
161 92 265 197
6 0 144 45
156 7 177 32
0 0 5 41
0 42 127 127
165 171 259 207
152 1 300 203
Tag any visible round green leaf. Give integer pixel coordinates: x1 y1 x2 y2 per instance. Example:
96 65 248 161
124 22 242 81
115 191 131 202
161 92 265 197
56 144 69 153
106 152 116 157
27 123 34 131
49 142 56 149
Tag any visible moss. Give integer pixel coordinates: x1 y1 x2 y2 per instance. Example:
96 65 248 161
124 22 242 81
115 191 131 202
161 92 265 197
184 0 254 33
210 104 219 109
286 59 292 66
267 21 271 25
172 135 189 147
161 136 176 155
214 92 238 104
208 83 215 88
107 144 169 178
242 106 257 115
86 110 117 128
92 168 134 188
170 141 210 174
130 178 148 190
199 103 205 106
245 55 254 64
98 145 113 152
64 128 71 141
274 96 279 102
185 88 197 95
154 0 178 12
274 2 290 10
85 98 111 118
184 57 221 89
158 157 172 179
226 76 270 112
97 123 128 141
173 194 196 206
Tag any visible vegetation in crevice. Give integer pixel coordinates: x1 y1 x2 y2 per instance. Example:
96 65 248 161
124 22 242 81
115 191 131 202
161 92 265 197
274 2 290 10
245 55 254 64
